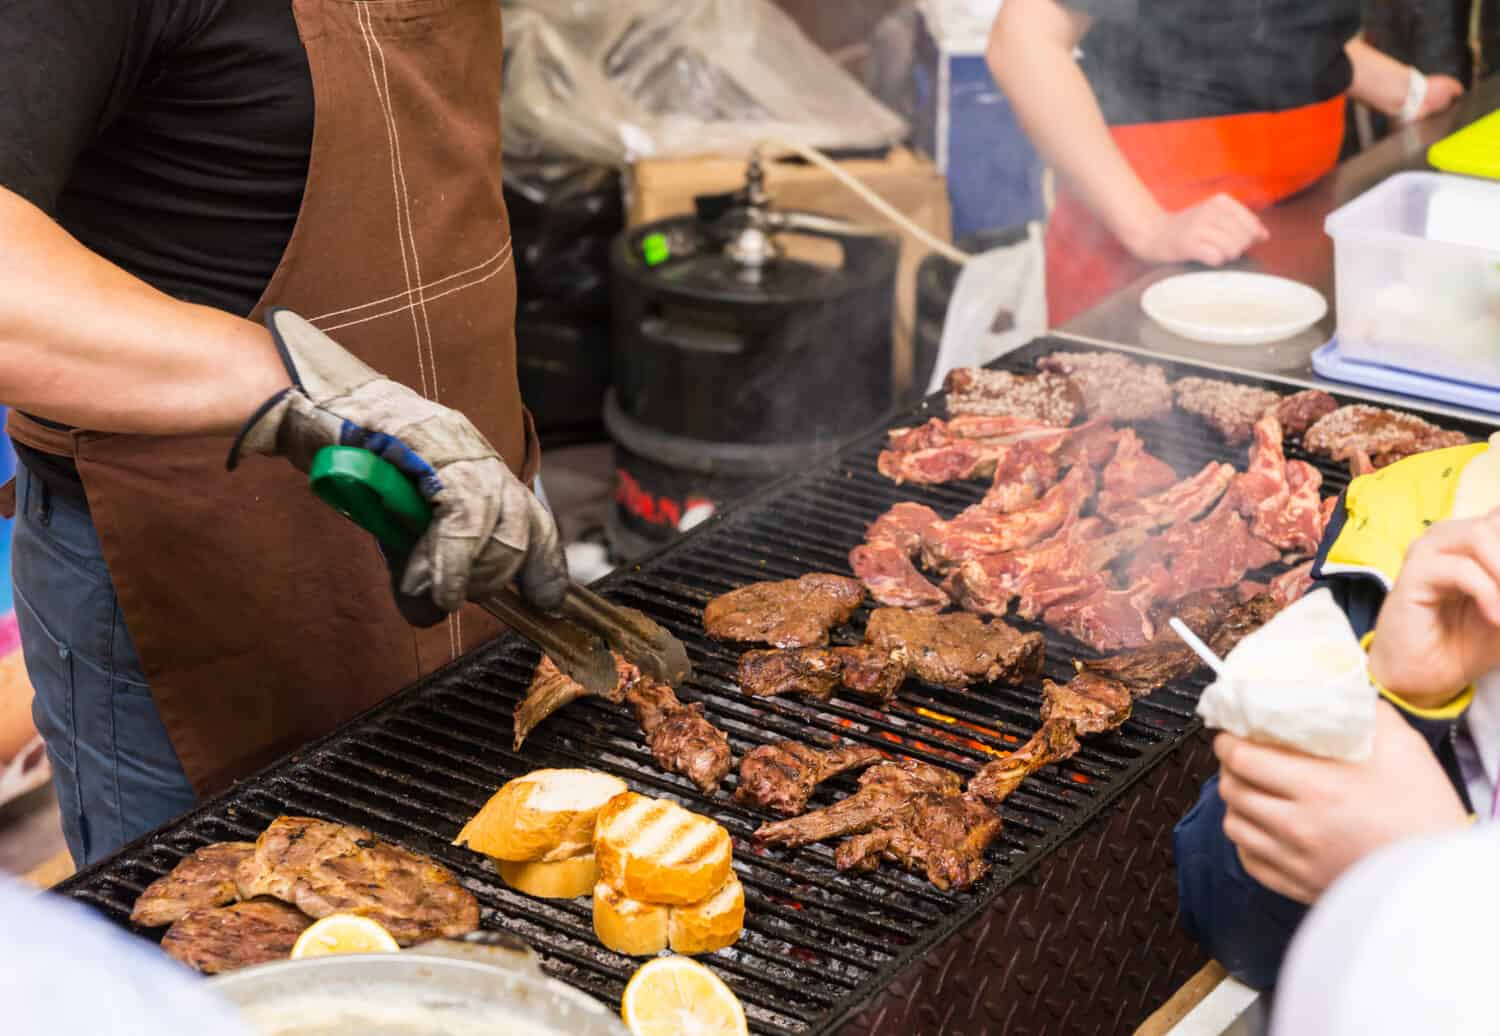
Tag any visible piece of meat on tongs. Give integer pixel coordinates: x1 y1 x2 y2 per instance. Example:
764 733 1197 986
625 679 733 794
513 653 634 750
754 759 961 849
738 645 909 706
735 741 884 816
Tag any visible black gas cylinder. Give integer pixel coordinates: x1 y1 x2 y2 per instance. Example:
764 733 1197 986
606 183 899 558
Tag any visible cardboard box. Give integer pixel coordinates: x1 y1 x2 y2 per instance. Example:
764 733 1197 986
626 147 953 397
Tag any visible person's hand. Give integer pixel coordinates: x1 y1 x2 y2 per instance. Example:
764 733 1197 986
1216 701 1468 904
1417 74 1466 119
229 308 568 620
1366 509 1500 709
1127 194 1270 267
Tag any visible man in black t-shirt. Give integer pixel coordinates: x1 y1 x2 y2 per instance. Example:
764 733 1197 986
987 0 1466 324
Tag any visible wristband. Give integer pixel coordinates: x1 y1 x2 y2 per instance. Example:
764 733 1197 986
1399 68 1429 123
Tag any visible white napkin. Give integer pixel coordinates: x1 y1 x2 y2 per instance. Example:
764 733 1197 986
1196 588 1377 762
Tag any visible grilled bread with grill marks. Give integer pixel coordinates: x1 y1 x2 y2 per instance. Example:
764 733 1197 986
455 769 628 863
594 792 733 906
668 872 745 955
592 881 671 956
236 816 479 945
130 842 255 928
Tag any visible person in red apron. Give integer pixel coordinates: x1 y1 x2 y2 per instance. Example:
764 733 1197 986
987 0 1467 327
0 0 566 866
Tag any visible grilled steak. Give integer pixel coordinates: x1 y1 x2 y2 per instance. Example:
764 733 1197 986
739 644 910 706
754 759 962 849
1173 377 1281 444
865 608 1045 689
1037 350 1172 422
1080 589 1236 694
1042 672 1134 735
514 652 632 749
835 790 1001 891
236 817 479 945
130 842 255 928
1303 404 1468 467
160 899 312 974
968 717 1078 806
625 680 733 794
943 367 1084 426
703 573 864 648
735 741 884 816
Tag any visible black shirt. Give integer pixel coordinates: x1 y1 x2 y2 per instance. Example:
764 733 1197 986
1066 0 1361 125
1 0 313 487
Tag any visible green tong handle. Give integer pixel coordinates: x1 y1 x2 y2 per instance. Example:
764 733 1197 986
309 445 432 557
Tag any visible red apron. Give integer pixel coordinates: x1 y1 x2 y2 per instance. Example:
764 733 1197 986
8 0 534 794
1046 95 1347 327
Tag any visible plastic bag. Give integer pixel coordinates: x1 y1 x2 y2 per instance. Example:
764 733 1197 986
501 0 907 166
918 0 1004 42
926 222 1046 393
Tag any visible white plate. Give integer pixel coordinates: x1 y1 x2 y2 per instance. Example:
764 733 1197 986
1140 271 1328 346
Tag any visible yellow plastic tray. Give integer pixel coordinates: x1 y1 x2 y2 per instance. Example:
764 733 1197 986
1429 109 1500 180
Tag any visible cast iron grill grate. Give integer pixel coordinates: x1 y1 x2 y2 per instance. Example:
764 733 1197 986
56 338 1497 1034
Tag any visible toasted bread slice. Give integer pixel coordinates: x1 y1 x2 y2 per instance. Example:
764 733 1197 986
594 792 734 906
499 854 599 900
456 769 628 863
669 872 745 955
592 881 669 956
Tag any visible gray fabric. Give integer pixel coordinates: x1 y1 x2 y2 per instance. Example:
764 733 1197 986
236 310 567 613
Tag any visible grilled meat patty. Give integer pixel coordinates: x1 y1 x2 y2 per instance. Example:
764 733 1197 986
130 842 255 928
625 680 733 794
1303 404 1468 467
1172 377 1281 445
942 367 1084 426
735 741 884 816
737 645 908 706
865 608 1044 689
160 899 311 975
236 817 479 945
1037 351 1172 422
703 573 865 648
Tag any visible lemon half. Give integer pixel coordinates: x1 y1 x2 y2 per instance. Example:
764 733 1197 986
290 914 400 960
621 956 748 1036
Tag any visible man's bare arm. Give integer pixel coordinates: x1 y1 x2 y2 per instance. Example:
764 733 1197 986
0 186 289 437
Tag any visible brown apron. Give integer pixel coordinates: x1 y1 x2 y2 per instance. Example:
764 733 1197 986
8 0 535 795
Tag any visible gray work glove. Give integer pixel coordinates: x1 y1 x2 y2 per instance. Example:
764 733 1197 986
229 308 568 621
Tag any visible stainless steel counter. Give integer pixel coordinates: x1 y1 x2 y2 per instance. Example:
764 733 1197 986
1057 76 1500 426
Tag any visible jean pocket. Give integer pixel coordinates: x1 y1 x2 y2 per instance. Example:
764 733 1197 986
15 585 89 862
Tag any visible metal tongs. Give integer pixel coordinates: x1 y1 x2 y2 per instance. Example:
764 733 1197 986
305 446 692 696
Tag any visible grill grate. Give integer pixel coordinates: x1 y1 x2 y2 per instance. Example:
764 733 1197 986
57 338 1498 1033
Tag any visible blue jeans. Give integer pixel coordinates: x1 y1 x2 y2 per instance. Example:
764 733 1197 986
12 463 197 866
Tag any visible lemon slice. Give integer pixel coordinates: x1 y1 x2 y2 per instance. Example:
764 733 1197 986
291 914 400 960
621 956 748 1036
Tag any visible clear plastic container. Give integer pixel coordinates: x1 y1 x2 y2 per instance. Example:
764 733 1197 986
1325 171 1500 385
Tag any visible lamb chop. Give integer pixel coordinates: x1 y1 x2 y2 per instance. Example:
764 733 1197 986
943 367 1085 425
1232 415 1324 556
236 817 479 946
703 573 864 648
1303 404 1468 468
835 790 1001 891
1099 428 1178 507
981 441 1062 513
735 741 884 816
850 502 949 612
1269 561 1316 606
878 416 1051 485
1125 497 1282 602
946 517 1108 617
1037 351 1173 422
969 675 1132 807
1099 461 1235 529
131 842 256 928
753 759 962 849
1044 580 1158 652
865 608 1045 689
921 464 1095 568
513 652 633 749
1012 523 1152 620
160 899 312 975
625 680 733 794
1079 589 1236 695
737 644 908 706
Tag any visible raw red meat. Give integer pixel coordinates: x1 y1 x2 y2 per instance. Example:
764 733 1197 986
1044 580 1158 652
1013 524 1152 620
921 465 1096 569
850 503 949 611
1127 498 1282 601
1269 561 1315 605
1100 461 1235 529
1232 416 1324 557
945 518 1106 617
1320 495 1340 534
980 441 1061 513
1099 428 1178 511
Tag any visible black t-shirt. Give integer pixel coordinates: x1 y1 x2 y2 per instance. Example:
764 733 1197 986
1066 0 1362 125
2 0 313 487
